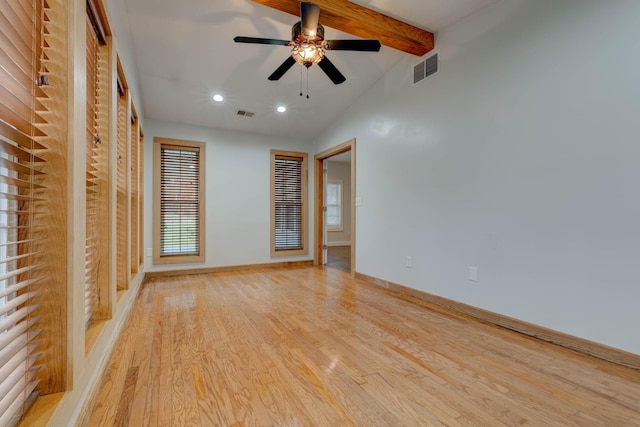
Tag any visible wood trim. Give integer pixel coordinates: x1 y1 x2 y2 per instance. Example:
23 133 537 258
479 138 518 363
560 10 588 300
145 260 314 279
355 272 640 371
87 0 112 40
153 137 206 265
116 57 128 91
270 150 309 258
314 139 355 275
18 393 64 427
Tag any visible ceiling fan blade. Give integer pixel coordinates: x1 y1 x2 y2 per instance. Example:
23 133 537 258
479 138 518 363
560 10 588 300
318 56 346 85
234 36 290 46
268 56 297 81
325 39 382 52
300 2 320 38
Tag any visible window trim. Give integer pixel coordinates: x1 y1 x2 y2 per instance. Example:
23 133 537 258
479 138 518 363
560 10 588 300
153 137 206 265
270 150 309 257
326 179 343 232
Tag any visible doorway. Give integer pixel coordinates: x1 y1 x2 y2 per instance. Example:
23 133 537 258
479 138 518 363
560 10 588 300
314 139 355 275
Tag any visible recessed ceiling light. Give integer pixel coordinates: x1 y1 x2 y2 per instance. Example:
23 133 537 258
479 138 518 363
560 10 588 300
213 94 224 102
277 106 286 113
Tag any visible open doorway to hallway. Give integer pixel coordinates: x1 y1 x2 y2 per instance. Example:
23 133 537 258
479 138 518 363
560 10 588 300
314 139 355 275
325 153 352 273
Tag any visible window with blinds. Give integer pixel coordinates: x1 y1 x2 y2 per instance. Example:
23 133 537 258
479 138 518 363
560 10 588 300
116 75 128 290
138 128 144 268
130 112 139 276
0 0 52 423
153 138 205 264
85 7 105 328
271 150 308 257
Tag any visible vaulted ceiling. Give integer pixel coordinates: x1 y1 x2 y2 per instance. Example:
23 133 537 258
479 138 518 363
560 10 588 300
124 0 497 140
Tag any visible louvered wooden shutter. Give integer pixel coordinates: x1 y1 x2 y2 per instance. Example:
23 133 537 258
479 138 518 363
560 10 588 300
274 156 304 251
159 145 201 256
85 13 100 327
0 0 48 423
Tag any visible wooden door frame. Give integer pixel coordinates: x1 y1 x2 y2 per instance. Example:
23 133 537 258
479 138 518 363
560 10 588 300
314 138 356 275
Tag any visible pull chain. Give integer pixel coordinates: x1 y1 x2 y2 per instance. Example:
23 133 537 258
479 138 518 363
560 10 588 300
306 68 310 99
299 65 303 97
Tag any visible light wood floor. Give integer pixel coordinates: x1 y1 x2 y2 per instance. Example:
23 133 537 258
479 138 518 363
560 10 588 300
327 246 351 273
88 267 640 426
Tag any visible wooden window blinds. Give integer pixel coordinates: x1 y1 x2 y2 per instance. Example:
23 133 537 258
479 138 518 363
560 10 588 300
116 77 128 290
156 139 205 263
271 151 308 256
130 113 139 275
85 6 104 328
0 0 51 423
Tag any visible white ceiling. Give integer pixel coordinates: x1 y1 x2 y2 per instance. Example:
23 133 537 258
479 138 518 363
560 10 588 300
124 0 497 140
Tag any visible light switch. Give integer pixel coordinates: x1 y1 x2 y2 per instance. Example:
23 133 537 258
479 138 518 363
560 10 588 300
469 266 478 282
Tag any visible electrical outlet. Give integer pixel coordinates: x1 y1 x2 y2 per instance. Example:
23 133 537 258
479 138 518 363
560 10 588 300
146 248 152 257
406 256 413 268
469 266 478 282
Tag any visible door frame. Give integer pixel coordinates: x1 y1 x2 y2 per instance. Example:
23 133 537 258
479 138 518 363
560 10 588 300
314 138 355 275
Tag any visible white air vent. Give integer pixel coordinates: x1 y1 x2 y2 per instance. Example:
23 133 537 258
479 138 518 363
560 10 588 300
413 51 439 85
236 110 255 117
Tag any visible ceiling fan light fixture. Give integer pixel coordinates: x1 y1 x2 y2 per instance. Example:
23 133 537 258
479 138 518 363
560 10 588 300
292 42 324 68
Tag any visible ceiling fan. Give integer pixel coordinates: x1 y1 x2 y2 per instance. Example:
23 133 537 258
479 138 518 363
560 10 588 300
234 1 381 85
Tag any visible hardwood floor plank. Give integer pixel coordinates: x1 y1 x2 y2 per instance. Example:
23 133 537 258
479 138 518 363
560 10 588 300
88 266 640 426
113 366 138 427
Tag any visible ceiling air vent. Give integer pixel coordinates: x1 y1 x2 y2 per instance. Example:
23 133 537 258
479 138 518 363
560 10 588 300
413 51 439 85
237 110 255 117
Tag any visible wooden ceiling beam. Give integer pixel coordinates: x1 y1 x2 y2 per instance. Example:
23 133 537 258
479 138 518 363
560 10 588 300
251 0 434 56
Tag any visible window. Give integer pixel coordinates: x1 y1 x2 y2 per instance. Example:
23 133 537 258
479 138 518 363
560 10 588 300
326 180 343 231
85 2 109 327
116 71 129 290
271 150 308 257
130 110 140 276
1 0 67 422
154 138 205 264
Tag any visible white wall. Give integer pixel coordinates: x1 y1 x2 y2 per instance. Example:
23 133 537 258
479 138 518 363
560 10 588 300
326 161 352 245
144 120 313 272
313 0 640 355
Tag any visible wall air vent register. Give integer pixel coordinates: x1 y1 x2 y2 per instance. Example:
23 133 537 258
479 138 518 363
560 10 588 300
413 51 439 85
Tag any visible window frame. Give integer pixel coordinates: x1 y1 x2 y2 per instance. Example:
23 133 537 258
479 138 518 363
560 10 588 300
270 150 309 257
153 137 206 265
326 179 343 231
